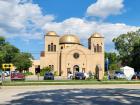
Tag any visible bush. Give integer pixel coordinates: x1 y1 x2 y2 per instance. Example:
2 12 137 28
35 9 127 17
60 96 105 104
54 71 58 76
23 71 33 76
103 75 108 80
86 71 94 80
40 67 51 76
109 63 119 70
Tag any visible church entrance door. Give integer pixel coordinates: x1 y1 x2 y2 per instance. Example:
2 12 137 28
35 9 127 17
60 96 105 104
73 65 80 73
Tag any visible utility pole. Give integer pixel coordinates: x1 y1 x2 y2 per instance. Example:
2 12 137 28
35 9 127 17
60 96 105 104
106 58 110 80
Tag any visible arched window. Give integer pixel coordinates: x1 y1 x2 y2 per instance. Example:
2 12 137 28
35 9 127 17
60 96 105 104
97 44 100 52
99 46 102 52
52 65 54 71
48 45 50 52
49 65 54 71
49 65 51 69
51 43 53 51
94 46 96 52
61 46 63 49
54 45 56 51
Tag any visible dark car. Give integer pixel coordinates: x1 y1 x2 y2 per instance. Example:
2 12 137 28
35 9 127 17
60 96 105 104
74 72 85 80
11 72 25 81
132 72 140 80
44 72 54 80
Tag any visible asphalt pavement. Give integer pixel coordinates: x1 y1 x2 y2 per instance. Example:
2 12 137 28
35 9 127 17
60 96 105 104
0 84 140 105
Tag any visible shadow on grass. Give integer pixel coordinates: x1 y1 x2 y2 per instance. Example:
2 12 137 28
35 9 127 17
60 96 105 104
6 88 140 105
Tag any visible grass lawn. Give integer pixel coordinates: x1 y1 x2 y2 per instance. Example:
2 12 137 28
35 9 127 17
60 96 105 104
1 80 140 86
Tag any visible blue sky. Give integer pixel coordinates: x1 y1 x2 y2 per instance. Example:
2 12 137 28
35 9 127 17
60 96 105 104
0 0 140 59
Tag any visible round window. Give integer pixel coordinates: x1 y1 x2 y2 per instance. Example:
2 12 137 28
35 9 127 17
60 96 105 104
73 53 79 59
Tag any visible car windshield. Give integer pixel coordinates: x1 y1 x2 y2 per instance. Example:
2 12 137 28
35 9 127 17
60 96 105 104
115 71 124 74
45 73 53 75
76 73 84 76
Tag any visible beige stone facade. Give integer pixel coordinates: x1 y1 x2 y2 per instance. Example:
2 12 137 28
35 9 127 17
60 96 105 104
29 60 40 75
34 31 104 79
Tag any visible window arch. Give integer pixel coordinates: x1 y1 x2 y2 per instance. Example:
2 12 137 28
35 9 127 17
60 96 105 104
52 65 54 71
54 45 56 51
48 43 56 52
48 45 51 52
61 46 63 49
99 46 102 52
94 46 96 52
51 43 53 51
97 44 100 52
49 65 54 71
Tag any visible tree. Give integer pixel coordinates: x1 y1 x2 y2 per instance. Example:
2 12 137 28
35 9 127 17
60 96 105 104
0 36 6 46
2 44 19 63
40 67 51 76
13 53 33 72
131 42 140 71
113 29 140 70
105 52 120 70
0 36 33 71
0 36 19 69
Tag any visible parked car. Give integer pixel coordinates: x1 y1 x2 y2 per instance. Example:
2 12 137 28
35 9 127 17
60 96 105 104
4 71 10 77
114 71 126 79
0 70 2 78
11 72 25 81
44 72 54 80
74 72 86 80
132 72 140 80
67 73 73 79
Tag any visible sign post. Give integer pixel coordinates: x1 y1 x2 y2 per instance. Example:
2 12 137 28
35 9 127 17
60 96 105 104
106 58 110 80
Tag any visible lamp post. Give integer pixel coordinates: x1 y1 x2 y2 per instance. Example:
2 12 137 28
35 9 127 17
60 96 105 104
106 58 110 80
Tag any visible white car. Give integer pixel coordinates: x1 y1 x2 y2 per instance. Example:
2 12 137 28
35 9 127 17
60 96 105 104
84 73 89 78
67 73 90 79
67 74 73 79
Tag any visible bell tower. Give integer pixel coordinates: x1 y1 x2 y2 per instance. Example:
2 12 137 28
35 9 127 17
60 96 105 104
40 31 60 73
88 32 104 80
88 32 104 53
45 31 59 53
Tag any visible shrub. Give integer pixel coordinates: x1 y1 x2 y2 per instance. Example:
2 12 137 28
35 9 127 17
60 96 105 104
86 71 94 80
40 67 51 76
24 71 33 76
54 71 58 76
103 75 108 80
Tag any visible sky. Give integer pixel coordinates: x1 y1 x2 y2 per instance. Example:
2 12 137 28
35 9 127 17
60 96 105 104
0 0 140 59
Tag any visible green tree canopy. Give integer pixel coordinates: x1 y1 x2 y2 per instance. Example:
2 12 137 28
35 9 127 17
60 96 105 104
12 53 33 72
105 52 119 70
0 36 19 68
0 36 33 71
0 36 6 46
130 41 140 71
113 29 140 70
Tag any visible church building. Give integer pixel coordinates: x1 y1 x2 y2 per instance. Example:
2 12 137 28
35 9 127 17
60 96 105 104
37 31 105 79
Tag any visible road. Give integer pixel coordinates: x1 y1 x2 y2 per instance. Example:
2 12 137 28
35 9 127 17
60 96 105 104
0 84 140 105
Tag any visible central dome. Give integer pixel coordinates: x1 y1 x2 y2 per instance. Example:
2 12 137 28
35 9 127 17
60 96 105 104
59 34 80 44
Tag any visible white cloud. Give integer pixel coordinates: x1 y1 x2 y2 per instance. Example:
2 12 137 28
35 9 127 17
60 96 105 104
43 18 139 44
86 0 124 19
0 0 54 39
0 0 139 47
